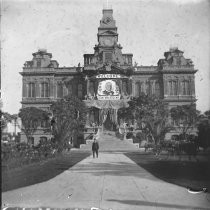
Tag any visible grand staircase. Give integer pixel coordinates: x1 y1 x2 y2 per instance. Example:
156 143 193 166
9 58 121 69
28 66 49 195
80 131 139 152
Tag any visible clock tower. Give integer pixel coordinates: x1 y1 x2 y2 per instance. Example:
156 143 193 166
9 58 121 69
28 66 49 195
83 8 133 68
98 9 118 46
85 8 128 67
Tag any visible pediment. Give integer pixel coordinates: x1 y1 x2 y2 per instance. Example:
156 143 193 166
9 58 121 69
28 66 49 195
99 30 118 36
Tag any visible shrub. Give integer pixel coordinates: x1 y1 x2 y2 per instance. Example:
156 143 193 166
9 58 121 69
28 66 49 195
133 132 146 143
126 132 134 139
2 140 58 171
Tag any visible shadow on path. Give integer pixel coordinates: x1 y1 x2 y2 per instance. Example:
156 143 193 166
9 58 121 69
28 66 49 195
107 199 210 210
125 152 210 191
2 151 91 192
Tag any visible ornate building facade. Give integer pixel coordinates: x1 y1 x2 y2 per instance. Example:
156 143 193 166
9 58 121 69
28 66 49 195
20 9 197 145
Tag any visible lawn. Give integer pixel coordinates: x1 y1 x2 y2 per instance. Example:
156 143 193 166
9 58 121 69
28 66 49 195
125 152 210 191
2 150 91 192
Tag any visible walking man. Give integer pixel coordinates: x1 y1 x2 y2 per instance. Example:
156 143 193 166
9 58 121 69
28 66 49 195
92 137 99 158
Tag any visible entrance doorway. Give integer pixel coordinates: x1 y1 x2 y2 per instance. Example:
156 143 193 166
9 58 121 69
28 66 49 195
103 112 116 131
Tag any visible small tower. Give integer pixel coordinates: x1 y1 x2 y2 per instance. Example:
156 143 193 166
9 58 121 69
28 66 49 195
97 8 118 45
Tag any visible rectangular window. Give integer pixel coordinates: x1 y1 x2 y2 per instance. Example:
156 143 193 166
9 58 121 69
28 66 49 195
78 84 83 99
104 52 112 62
135 82 140 97
57 83 63 98
41 120 50 128
169 81 178 96
68 84 72 95
41 82 49 97
37 59 41 67
89 81 95 95
155 82 160 97
128 56 132 65
122 81 128 95
28 82 36 98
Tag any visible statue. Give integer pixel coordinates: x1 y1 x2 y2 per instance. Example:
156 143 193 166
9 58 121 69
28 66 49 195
105 63 111 71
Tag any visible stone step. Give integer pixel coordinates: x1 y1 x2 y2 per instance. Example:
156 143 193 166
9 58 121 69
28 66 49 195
86 139 94 144
80 133 139 152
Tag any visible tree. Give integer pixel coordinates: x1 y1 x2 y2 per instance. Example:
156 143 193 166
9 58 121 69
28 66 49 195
50 95 87 151
19 107 49 144
197 110 210 149
118 93 173 145
1 111 13 131
170 104 198 140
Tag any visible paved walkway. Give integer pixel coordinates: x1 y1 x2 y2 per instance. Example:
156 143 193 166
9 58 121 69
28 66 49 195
2 134 210 210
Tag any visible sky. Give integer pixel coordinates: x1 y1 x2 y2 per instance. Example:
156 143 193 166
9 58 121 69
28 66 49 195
1 0 210 115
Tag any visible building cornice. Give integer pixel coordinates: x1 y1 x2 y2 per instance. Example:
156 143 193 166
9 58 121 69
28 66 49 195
133 71 159 75
163 98 197 102
21 98 56 105
20 67 80 76
20 72 56 76
161 69 198 74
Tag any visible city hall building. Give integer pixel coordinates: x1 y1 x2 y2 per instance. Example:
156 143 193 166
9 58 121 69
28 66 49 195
20 9 197 145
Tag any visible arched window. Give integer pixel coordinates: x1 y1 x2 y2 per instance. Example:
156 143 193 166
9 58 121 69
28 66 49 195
78 84 83 99
27 82 35 98
57 83 63 98
41 82 49 98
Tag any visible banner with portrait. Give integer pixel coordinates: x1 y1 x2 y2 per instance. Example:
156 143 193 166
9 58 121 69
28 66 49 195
97 79 120 100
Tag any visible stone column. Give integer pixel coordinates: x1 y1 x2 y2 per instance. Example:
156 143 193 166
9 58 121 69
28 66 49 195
55 82 58 98
35 80 40 98
49 79 54 98
152 80 155 95
191 78 195 96
163 77 168 96
132 80 135 97
128 79 132 95
23 79 27 97
94 80 98 96
180 80 184 95
120 80 123 96
87 77 90 96
177 79 180 96
86 111 90 126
